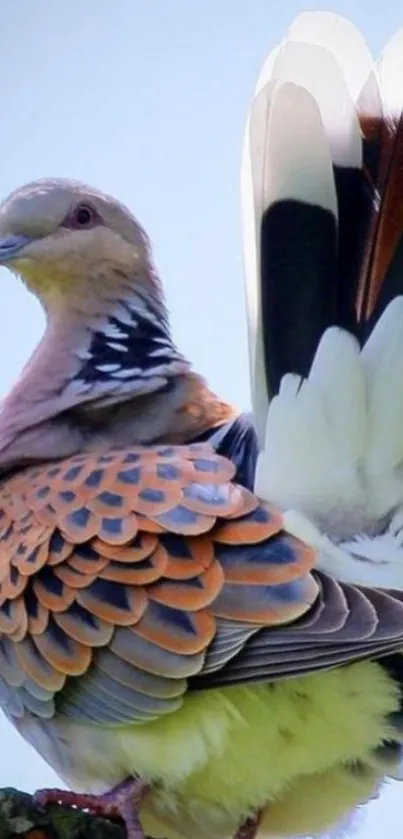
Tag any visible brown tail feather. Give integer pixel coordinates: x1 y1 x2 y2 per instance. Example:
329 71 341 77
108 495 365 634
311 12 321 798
356 81 403 329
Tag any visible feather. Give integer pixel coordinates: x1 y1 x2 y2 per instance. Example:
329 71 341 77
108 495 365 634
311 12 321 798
0 445 319 722
242 80 338 445
287 12 373 102
241 13 374 446
245 11 403 597
2 442 403 737
356 26 403 329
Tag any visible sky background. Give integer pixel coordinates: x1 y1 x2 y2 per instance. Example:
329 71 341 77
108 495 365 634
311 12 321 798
0 0 402 836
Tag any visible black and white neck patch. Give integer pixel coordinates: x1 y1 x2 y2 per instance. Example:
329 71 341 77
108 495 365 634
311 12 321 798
72 295 190 394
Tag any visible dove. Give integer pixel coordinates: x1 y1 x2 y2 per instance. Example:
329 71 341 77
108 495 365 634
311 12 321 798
1 12 403 839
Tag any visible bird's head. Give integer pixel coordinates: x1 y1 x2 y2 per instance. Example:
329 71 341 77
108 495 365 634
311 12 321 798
0 178 160 314
0 177 212 469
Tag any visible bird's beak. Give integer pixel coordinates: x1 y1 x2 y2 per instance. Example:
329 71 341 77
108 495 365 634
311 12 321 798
0 234 33 264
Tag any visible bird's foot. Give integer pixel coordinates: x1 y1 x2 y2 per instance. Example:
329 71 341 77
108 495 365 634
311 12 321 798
34 775 150 839
234 810 262 839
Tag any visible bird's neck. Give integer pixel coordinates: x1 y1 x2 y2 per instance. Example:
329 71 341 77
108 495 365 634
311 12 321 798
0 289 233 471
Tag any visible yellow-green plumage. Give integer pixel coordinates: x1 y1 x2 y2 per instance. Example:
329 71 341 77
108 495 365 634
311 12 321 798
29 659 399 838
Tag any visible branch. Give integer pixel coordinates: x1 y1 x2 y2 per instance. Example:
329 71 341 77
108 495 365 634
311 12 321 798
0 788 125 839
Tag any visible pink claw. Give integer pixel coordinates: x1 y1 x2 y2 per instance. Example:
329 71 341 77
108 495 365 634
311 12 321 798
34 776 150 839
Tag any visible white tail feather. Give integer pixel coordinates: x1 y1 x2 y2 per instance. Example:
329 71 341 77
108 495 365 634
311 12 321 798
255 11 373 105
309 328 365 463
241 82 273 446
271 42 361 166
265 82 338 208
362 298 403 484
377 26 403 121
288 12 373 103
255 299 403 588
255 328 367 529
256 300 403 521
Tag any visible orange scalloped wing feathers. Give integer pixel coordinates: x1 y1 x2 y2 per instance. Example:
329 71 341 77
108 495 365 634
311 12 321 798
0 444 317 722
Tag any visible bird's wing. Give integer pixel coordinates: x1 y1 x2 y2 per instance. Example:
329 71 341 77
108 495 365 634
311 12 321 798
1 443 403 725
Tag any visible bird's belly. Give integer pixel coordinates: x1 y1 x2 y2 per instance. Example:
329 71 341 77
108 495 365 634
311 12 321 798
17 660 400 839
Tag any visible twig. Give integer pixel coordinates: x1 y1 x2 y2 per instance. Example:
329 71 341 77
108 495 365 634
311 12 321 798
0 788 126 839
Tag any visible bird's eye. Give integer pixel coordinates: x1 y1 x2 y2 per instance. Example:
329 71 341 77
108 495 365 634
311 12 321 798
63 203 101 230
72 204 97 227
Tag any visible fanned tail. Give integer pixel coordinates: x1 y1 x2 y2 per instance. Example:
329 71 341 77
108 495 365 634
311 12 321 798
242 11 375 445
242 13 403 587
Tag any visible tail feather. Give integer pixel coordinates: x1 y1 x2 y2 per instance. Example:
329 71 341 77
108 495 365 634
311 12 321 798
243 13 403 573
243 14 403 403
357 29 403 331
242 76 338 446
258 10 376 338
255 329 367 528
362 298 403 480
309 328 366 464
376 25 403 124
242 11 373 443
287 11 373 101
256 11 373 104
271 40 368 338
258 82 337 439
241 81 273 446
271 41 362 167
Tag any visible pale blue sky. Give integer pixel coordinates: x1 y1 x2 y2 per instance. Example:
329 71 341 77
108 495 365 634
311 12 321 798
0 1 402 836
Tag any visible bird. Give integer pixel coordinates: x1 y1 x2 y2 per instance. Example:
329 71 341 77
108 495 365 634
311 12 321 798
2 11 403 839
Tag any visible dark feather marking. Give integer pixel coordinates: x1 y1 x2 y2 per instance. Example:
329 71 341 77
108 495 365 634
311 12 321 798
62 601 99 629
117 468 141 485
37 567 63 595
59 491 76 504
101 518 123 536
97 491 124 509
214 539 298 568
75 543 102 561
260 200 337 394
157 464 180 480
85 579 131 610
334 166 373 336
75 303 185 386
45 617 74 652
139 488 166 504
64 465 85 482
24 583 40 618
152 602 198 635
49 531 67 554
191 414 259 492
67 509 92 529
85 469 105 489
159 533 192 558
